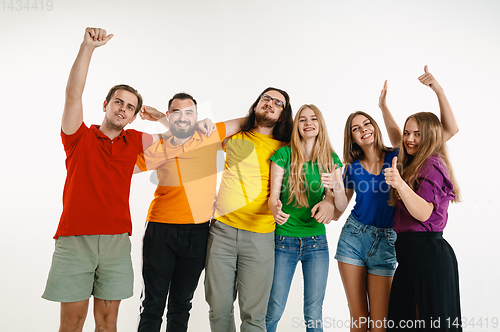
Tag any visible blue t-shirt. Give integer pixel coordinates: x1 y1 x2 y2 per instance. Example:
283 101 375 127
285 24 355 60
343 148 399 228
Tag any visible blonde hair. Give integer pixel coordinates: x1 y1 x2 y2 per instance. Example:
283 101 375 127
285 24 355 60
343 111 394 165
287 104 335 208
389 112 460 205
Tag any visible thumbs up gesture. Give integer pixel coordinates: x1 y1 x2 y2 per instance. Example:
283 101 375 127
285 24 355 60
418 65 443 93
321 164 342 191
271 199 290 225
384 156 404 190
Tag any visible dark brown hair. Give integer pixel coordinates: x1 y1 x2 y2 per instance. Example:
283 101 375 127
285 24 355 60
168 92 197 111
105 84 143 115
241 87 293 143
343 111 394 165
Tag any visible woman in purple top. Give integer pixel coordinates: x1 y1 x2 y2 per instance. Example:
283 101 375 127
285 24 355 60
384 95 462 329
324 66 459 332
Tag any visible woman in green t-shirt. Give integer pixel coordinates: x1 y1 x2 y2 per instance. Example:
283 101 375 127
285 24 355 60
266 104 348 332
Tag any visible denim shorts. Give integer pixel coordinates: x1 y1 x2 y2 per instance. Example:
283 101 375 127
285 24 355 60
334 215 397 277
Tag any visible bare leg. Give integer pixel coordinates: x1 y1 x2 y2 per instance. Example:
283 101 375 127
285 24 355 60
93 298 121 332
338 261 369 332
60 299 90 332
367 274 393 332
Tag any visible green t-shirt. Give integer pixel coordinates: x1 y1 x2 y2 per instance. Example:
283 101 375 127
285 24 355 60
270 146 343 237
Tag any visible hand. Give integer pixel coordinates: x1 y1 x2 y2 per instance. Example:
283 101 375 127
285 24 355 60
311 199 334 224
321 164 342 191
384 157 404 190
196 118 217 136
378 80 388 109
83 27 113 48
271 199 290 225
418 65 443 93
139 106 166 122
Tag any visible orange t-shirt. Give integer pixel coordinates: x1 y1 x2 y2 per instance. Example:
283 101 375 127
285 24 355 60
136 123 226 224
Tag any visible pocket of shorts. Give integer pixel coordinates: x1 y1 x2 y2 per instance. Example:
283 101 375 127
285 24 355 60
341 222 362 236
386 230 397 247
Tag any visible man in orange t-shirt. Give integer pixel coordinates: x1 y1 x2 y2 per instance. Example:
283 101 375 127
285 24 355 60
135 93 245 332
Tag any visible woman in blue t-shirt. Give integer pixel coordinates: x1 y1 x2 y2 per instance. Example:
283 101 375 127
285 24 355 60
323 66 459 332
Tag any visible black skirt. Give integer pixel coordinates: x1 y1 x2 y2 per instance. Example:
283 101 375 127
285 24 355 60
387 232 462 331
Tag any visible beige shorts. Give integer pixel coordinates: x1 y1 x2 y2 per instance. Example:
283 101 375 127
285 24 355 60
42 233 133 303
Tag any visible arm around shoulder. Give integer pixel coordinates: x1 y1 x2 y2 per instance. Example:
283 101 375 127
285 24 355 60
223 117 246 138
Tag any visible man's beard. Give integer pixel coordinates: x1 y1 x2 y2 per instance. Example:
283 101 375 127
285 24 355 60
170 121 196 139
255 111 279 128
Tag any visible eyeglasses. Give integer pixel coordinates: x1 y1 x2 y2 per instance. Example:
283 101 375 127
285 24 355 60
260 94 285 108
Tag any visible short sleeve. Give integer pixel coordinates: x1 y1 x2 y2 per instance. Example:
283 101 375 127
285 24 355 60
416 156 455 206
216 122 226 142
141 132 154 151
332 152 343 169
136 139 168 171
61 122 87 157
270 146 291 169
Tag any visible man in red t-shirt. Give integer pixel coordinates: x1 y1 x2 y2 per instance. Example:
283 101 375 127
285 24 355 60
41 27 153 332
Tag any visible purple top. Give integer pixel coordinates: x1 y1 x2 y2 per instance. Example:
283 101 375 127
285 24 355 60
393 155 455 233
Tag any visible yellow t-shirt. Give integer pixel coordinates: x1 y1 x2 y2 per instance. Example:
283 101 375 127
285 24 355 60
136 123 226 224
214 130 285 233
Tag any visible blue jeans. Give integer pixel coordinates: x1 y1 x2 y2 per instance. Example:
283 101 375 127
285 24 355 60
266 234 329 332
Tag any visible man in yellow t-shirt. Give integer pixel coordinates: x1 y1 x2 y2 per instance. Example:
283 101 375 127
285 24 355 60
135 93 245 332
205 87 294 332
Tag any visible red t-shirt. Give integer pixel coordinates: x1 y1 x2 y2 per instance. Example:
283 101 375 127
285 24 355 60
54 123 153 238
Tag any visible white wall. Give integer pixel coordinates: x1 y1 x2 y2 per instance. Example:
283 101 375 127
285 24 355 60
1 0 498 331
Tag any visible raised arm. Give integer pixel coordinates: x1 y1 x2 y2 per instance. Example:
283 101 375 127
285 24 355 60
418 65 459 142
62 27 113 135
379 80 403 147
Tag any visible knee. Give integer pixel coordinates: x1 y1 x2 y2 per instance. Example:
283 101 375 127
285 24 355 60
60 314 86 332
94 312 118 331
266 296 286 321
94 304 119 331
266 307 282 326
59 301 89 332
208 300 235 317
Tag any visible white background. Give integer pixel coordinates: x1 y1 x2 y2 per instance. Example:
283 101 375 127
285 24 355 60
1 0 499 331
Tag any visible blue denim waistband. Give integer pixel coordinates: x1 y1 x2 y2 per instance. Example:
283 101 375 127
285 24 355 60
347 214 395 236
